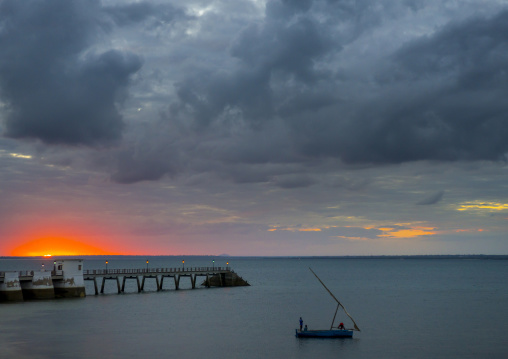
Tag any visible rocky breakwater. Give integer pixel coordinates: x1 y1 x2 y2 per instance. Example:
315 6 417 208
202 271 250 287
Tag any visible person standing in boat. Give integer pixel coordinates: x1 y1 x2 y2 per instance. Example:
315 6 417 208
338 322 345 330
299 317 303 331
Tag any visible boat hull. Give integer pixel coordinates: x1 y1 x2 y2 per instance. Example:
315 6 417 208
295 329 353 338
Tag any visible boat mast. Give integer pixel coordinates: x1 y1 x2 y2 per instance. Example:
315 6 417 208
309 267 361 331
330 303 340 330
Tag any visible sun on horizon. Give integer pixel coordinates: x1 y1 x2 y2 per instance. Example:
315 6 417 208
9 237 118 257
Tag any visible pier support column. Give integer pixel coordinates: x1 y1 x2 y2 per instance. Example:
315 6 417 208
93 278 98 295
191 275 196 289
141 276 159 291
0 272 23 302
160 275 178 290
21 271 54 300
205 274 210 288
121 276 141 293
98 276 121 294
174 275 180 290
53 259 86 298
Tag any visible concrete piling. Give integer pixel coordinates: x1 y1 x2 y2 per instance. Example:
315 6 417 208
121 276 141 293
21 271 54 300
0 272 23 302
53 259 86 298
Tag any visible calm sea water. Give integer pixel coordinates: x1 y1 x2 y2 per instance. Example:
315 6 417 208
1 256 507 359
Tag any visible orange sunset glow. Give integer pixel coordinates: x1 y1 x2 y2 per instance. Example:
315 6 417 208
377 227 437 239
9 237 118 257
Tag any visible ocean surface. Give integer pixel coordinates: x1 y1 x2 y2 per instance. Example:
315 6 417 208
1 256 507 359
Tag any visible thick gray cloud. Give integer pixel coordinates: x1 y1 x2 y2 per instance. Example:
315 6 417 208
2 0 508 186
334 9 508 164
170 0 339 129
273 174 316 189
294 8 508 165
0 0 142 146
165 0 508 185
109 123 183 184
104 2 189 27
417 190 445 205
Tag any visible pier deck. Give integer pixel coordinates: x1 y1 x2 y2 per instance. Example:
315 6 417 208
1 266 235 296
83 266 232 294
1 259 248 302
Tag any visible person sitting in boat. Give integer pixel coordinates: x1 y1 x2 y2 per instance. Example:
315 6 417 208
338 322 345 330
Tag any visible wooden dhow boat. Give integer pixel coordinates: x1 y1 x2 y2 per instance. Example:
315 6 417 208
295 268 360 338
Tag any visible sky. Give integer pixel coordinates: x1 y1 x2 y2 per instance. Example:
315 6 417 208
1 0 508 256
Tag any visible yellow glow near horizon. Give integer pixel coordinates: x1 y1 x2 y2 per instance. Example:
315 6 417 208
457 201 508 211
10 153 32 159
268 223 439 240
10 237 115 257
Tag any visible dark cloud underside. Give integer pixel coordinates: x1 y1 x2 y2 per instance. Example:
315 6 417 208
342 9 508 164
2 0 508 185
104 2 188 27
171 3 508 174
294 9 508 164
0 0 142 146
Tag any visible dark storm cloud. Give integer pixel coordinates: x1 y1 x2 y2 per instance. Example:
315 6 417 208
107 119 187 184
171 0 338 128
0 0 142 146
111 147 174 184
170 2 508 176
273 174 316 189
173 67 274 127
417 190 445 205
5 0 505 185
104 2 189 27
231 11 331 84
320 9 508 164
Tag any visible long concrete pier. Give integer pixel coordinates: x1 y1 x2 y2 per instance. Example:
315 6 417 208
0 259 248 302
84 266 239 295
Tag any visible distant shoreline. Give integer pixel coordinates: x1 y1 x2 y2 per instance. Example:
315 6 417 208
1 254 507 260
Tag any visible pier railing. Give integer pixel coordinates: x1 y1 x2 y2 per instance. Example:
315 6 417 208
83 266 231 276
0 267 231 278
1 266 231 278
0 270 59 278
